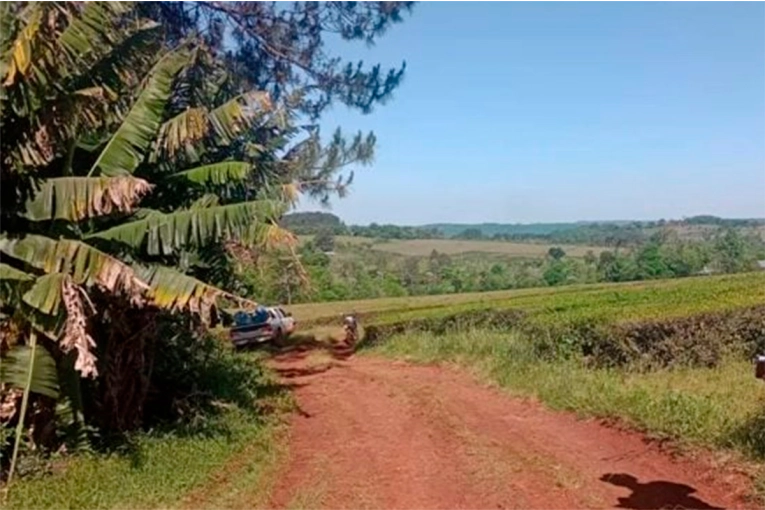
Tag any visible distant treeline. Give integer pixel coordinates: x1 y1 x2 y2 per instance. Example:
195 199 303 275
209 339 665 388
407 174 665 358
235 227 765 305
282 212 765 247
430 216 765 238
281 212 441 239
433 217 765 246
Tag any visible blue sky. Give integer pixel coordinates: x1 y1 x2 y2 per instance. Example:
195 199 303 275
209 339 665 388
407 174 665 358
299 2 765 225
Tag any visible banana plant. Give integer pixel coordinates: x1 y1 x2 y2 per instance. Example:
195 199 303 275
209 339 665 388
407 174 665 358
0 2 299 486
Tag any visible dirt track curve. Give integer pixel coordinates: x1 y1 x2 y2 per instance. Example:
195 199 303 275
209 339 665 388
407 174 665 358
266 342 755 510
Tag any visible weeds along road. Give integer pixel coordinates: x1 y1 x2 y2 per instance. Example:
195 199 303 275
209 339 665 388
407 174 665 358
215 342 755 510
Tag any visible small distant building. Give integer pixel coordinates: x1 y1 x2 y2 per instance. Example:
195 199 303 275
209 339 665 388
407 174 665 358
697 266 715 276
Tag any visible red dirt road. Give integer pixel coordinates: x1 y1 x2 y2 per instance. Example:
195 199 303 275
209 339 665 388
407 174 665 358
267 347 756 510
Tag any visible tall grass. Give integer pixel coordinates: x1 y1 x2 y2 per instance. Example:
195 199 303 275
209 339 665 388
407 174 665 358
371 329 765 456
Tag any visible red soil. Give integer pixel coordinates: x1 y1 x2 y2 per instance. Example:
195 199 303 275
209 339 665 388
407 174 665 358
265 344 756 510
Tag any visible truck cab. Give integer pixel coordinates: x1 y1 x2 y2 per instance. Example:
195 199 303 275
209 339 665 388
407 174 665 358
229 306 296 348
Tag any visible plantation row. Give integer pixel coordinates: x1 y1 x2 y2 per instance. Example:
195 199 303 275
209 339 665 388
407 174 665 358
355 272 765 370
298 272 764 326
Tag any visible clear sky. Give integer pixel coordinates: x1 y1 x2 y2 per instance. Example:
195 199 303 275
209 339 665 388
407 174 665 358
299 2 765 225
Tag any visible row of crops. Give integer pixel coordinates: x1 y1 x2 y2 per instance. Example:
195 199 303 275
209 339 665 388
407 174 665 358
349 272 765 370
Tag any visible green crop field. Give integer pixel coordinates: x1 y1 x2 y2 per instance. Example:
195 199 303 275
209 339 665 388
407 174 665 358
291 272 765 328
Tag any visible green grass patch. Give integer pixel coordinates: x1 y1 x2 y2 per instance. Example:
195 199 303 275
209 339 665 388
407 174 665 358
5 410 280 510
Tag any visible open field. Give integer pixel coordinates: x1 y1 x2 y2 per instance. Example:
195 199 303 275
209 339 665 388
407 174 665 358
290 272 765 327
300 235 607 258
366 238 608 257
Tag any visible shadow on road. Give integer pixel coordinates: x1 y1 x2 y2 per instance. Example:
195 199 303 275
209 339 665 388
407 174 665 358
600 473 724 510
264 333 357 383
276 363 336 379
268 333 356 363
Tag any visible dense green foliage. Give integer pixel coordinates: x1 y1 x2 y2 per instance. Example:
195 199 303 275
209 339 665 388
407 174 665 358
350 223 443 240
433 215 765 245
364 272 765 327
290 272 764 331
282 212 441 239
365 304 765 370
0 3 298 468
282 212 346 235
234 228 764 305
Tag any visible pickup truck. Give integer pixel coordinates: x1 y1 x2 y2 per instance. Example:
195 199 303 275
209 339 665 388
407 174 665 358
229 306 296 348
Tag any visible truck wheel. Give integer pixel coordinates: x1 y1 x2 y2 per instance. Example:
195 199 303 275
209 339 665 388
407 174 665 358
273 329 284 347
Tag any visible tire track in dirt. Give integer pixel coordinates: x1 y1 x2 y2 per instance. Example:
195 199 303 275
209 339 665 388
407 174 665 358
267 361 494 509
248 347 755 509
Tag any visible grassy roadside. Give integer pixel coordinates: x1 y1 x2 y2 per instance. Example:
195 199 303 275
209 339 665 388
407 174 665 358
370 329 765 459
4 352 292 510
6 411 282 509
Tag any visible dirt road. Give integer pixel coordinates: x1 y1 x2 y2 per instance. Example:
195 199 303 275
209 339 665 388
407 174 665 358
266 344 755 510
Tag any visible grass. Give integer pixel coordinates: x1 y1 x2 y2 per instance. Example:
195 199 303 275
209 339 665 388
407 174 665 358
5 411 282 509
291 272 765 326
370 329 765 457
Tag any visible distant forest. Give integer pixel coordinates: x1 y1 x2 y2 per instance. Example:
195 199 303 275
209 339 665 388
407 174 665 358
251 212 765 304
282 212 765 247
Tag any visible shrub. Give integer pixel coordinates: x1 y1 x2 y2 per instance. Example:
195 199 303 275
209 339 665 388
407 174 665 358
144 321 282 430
361 304 765 370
